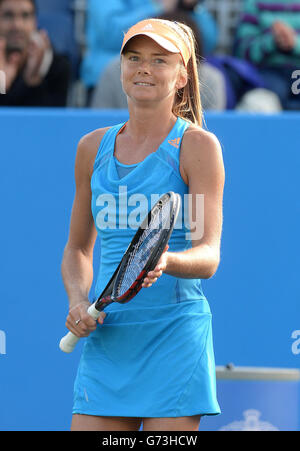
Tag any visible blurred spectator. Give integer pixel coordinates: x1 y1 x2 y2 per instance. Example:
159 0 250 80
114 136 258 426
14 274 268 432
0 0 71 106
91 11 226 111
235 0 300 110
36 0 80 79
206 53 267 110
177 0 219 55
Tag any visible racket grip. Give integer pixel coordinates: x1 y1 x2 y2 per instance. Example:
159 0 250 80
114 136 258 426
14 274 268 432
59 332 80 353
59 303 101 353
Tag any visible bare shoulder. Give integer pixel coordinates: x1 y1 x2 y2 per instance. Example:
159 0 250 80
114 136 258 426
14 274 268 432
180 124 224 183
76 127 111 178
181 124 222 161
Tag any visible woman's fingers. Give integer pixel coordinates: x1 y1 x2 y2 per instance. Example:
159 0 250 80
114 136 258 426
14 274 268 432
66 302 106 336
142 247 170 287
142 268 162 287
97 312 107 325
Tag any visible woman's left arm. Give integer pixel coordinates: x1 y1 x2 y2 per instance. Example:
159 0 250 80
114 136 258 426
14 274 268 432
143 128 225 287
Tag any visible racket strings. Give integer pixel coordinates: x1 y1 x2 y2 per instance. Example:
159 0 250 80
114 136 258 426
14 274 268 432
114 198 175 297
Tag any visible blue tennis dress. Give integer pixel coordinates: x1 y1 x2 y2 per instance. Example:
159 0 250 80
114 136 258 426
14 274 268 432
73 117 221 418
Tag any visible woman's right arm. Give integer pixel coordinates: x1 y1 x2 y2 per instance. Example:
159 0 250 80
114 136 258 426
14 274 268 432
61 129 108 337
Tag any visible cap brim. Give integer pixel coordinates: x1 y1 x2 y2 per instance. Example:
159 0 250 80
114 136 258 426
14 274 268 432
122 32 180 54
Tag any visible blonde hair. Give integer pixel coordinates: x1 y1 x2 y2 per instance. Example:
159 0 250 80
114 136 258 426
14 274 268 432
170 21 203 127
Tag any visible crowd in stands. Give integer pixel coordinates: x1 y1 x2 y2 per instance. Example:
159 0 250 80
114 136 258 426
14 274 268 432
0 0 299 111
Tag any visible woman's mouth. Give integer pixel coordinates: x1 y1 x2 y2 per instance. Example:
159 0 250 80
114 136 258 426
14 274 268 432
134 82 155 86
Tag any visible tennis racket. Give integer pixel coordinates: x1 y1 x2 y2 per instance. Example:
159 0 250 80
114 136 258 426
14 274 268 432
59 191 181 353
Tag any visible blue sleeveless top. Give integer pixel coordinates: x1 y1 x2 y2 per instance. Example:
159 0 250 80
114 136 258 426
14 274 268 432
90 116 207 313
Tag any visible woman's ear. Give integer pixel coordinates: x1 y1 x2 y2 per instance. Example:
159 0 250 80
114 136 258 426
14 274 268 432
176 66 188 90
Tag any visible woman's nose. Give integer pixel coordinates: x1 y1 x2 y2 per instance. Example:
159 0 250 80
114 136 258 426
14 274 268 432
138 60 151 74
138 69 150 75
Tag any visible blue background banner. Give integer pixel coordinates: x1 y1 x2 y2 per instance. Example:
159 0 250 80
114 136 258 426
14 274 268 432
0 109 299 430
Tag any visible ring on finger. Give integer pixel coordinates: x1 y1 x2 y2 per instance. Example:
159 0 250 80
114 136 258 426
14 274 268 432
75 319 81 326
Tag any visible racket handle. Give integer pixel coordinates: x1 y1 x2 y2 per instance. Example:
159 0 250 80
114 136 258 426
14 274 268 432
59 331 80 353
59 303 101 353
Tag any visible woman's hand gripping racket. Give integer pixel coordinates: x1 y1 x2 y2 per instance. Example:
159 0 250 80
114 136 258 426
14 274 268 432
59 191 181 353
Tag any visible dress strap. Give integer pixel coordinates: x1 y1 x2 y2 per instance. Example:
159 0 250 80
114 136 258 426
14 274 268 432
155 117 190 178
93 122 126 171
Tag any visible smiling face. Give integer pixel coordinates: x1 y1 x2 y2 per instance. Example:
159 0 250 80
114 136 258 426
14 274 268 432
121 35 187 107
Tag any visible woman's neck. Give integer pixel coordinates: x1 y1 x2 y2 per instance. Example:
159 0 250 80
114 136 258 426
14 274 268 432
126 103 177 142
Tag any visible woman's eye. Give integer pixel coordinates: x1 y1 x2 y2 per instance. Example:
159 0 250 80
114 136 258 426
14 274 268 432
127 56 165 64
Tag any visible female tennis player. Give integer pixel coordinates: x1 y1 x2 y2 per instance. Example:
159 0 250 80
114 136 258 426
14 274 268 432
61 18 225 431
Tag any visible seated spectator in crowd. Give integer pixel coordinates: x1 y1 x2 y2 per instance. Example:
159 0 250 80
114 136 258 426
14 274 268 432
234 0 300 110
81 0 219 103
91 11 226 111
0 0 71 106
36 0 80 79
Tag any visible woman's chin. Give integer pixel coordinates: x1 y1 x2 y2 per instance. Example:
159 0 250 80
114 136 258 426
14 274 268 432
128 94 157 104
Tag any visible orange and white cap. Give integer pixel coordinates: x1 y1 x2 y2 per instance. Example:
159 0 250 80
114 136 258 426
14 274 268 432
121 19 192 67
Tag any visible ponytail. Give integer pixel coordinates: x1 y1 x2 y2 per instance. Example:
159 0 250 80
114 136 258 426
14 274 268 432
172 23 203 127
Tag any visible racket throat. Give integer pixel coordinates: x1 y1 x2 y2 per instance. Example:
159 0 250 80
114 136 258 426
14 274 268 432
114 270 146 303
96 296 113 311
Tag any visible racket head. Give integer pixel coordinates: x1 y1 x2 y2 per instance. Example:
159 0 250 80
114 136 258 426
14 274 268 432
110 191 181 303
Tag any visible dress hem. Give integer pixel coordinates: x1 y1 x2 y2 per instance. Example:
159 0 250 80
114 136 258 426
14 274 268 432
72 409 221 418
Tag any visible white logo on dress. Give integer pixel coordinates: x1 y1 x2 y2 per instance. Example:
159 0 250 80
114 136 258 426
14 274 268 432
219 409 279 431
